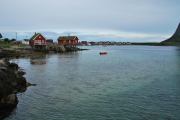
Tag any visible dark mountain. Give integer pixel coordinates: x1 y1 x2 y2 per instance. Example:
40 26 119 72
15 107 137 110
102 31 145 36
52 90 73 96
162 23 180 43
0 33 2 38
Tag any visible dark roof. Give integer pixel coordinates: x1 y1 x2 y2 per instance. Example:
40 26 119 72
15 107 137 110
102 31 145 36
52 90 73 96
30 33 44 40
46 39 53 43
24 39 30 41
58 36 78 41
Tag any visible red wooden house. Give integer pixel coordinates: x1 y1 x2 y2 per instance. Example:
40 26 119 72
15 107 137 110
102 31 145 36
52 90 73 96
58 36 79 46
29 33 47 50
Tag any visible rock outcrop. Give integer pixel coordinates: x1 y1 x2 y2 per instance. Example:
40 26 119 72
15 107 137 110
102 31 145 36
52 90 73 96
162 23 180 43
0 59 27 119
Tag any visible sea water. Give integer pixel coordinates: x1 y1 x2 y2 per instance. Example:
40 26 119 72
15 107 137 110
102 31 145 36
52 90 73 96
5 46 180 120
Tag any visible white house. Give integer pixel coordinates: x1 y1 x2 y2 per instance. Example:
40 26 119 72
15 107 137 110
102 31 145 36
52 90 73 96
21 39 30 45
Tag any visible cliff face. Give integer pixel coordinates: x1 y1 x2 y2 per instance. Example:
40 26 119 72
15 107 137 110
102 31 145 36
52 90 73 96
163 23 180 43
0 59 27 119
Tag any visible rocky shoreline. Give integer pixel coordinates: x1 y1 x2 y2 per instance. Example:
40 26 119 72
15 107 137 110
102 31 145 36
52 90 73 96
0 46 87 119
0 59 28 119
0 46 88 58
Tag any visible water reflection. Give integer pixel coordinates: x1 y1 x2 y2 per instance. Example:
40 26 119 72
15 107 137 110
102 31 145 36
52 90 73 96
30 55 47 65
175 46 180 77
175 46 180 66
30 59 46 65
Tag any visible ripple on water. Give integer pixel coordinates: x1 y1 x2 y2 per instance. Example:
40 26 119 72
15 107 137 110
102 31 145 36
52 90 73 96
5 46 180 120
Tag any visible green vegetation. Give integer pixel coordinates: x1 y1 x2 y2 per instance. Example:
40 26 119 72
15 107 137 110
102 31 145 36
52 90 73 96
0 40 11 48
0 39 27 49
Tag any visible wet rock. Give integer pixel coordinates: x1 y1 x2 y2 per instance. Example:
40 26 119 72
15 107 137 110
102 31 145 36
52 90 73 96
0 94 18 109
26 82 37 87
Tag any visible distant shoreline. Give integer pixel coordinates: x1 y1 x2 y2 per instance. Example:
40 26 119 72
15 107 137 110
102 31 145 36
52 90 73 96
130 42 180 46
79 42 180 46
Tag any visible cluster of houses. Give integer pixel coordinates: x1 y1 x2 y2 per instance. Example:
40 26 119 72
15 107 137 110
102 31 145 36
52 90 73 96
22 34 131 48
1 32 132 50
0 32 79 48
24 33 79 50
79 41 131 46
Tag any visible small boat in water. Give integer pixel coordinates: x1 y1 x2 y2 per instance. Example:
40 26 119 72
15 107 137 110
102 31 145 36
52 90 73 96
99 52 108 55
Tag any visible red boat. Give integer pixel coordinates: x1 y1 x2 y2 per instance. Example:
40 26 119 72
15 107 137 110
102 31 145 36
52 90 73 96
99 52 108 55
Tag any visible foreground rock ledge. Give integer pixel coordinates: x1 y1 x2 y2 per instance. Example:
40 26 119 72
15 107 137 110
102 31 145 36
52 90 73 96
0 59 27 118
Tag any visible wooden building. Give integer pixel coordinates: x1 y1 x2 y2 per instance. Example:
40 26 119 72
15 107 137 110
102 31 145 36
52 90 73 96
58 36 79 46
29 33 47 50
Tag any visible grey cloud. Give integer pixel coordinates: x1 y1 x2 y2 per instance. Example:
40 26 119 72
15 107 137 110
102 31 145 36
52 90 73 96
0 0 180 41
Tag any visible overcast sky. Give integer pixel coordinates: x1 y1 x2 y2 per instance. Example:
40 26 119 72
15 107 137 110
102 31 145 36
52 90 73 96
0 0 180 41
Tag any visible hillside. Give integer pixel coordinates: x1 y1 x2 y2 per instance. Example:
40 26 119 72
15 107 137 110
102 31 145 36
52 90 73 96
162 23 180 43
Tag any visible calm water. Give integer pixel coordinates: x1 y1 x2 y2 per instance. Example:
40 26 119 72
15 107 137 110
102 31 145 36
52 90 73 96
5 46 180 120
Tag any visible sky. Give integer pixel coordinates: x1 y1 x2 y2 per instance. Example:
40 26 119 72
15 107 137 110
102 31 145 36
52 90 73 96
0 0 180 42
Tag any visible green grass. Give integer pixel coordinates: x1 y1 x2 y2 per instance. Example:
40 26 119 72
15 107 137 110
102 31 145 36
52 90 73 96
0 41 28 49
0 41 11 48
